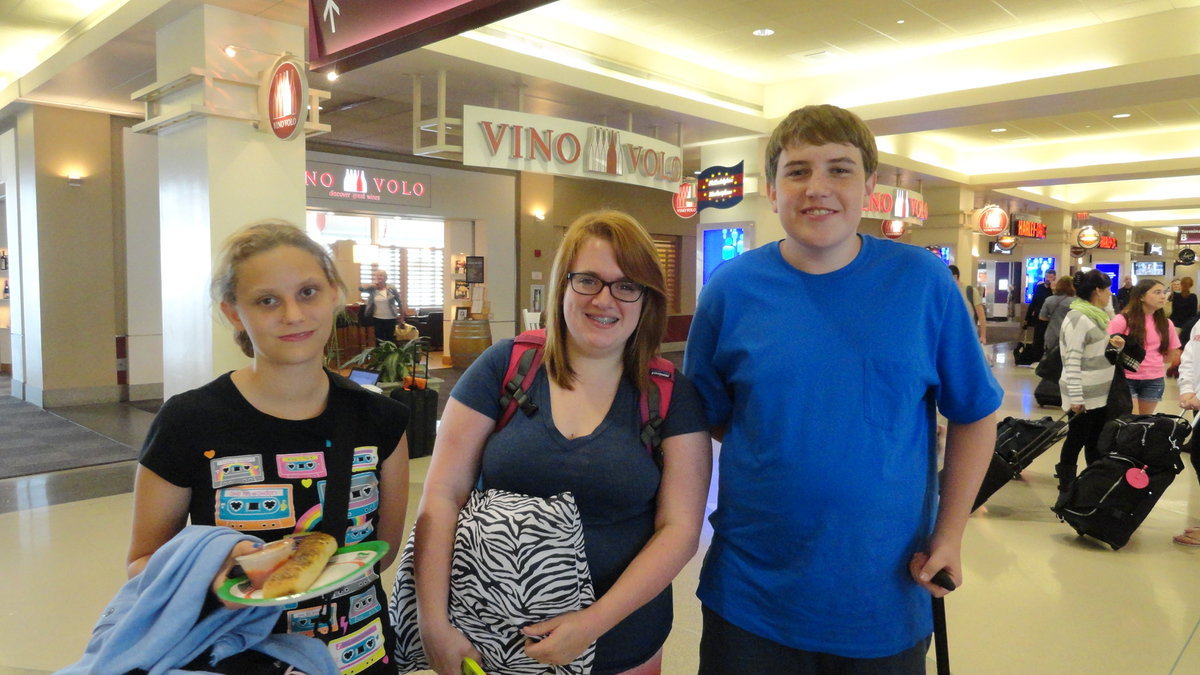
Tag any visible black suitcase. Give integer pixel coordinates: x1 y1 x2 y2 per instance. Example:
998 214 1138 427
972 414 1068 511
1054 414 1190 549
1034 378 1061 407
391 387 438 458
1013 339 1043 366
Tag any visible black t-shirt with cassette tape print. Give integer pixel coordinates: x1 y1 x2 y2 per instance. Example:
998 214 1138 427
140 370 408 675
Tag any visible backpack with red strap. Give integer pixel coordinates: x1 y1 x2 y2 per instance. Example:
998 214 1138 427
496 329 675 469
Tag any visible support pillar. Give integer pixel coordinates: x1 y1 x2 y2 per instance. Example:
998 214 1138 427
149 5 306 398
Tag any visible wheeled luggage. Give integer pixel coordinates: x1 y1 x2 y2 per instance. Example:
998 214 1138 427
1034 378 1061 408
972 414 1069 511
1013 326 1043 366
1054 414 1190 549
390 387 438 458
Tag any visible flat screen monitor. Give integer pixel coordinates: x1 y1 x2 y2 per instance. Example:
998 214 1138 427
1133 260 1166 277
347 368 381 387
1024 257 1055 304
1095 263 1120 293
702 228 745 284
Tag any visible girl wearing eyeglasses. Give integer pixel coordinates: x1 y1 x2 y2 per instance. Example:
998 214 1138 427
409 210 712 675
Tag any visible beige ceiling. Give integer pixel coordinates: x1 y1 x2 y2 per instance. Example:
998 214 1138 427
6 0 1200 235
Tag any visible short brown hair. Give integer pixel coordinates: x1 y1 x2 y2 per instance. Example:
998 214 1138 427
765 105 878 185
212 220 347 357
1054 276 1075 296
544 210 667 393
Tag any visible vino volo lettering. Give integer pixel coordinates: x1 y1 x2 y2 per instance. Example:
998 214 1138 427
862 191 929 219
304 170 427 201
478 121 684 183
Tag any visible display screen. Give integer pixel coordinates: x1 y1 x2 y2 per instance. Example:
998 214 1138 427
1133 260 1166 277
1024 257 1055 304
702 228 745 284
1095 263 1120 293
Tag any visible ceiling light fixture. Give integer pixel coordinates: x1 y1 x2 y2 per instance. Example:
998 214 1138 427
326 71 339 82
897 19 905 24
223 44 237 58
991 128 1007 133
1112 112 1131 118
752 28 775 37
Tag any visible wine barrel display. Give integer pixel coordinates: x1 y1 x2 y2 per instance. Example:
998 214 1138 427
449 319 492 371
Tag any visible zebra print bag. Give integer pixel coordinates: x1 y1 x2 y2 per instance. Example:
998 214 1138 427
389 489 596 674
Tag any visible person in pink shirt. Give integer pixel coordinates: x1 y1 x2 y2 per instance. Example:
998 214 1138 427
1109 279 1180 414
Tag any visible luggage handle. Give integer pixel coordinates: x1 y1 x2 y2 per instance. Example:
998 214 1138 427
1000 412 1072 471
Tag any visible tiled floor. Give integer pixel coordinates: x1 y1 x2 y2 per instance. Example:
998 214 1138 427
2 349 1199 673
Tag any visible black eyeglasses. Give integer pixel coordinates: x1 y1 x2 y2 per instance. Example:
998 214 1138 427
566 272 646 302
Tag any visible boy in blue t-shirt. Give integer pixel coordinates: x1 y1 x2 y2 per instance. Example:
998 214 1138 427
683 104 1002 673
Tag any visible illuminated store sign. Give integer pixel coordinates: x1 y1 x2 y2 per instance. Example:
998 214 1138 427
305 161 431 207
260 56 308 141
1098 235 1119 250
698 162 744 211
1075 226 1101 249
673 180 698 219
973 206 1009 236
1011 213 1045 239
862 187 928 223
462 106 683 192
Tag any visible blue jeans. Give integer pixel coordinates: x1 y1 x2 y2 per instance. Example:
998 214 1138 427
1126 376 1165 402
698 606 929 674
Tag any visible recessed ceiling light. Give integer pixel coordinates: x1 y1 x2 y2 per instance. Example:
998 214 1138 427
326 71 339 82
752 28 775 37
991 128 1007 133
1112 113 1131 118
897 19 905 24
223 44 237 58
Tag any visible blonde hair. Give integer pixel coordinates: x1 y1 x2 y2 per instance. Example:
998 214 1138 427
544 210 667 393
212 220 347 357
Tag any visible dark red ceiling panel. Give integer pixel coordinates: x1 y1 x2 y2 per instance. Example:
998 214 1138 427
308 0 555 73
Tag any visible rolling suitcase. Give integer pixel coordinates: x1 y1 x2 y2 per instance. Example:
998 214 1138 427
1034 378 1061 408
391 387 437 458
1013 327 1043 366
389 338 438 458
971 414 1069 511
1054 414 1190 549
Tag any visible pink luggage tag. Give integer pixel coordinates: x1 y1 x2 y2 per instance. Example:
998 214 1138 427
1125 465 1150 489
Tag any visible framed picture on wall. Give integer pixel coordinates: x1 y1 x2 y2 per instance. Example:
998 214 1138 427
465 256 485 283
453 280 470 300
451 255 467 275
455 306 470 321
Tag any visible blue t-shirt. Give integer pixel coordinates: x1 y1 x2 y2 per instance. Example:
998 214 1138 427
450 340 708 674
683 235 1002 658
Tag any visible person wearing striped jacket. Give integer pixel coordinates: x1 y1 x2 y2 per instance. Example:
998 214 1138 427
1055 269 1128 502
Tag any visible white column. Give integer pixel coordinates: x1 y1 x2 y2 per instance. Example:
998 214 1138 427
152 5 306 398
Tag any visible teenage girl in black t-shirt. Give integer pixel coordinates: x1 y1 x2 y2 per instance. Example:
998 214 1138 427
127 221 410 673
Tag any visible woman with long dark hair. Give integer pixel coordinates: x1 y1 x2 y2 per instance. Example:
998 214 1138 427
1111 279 1180 414
1054 270 1126 502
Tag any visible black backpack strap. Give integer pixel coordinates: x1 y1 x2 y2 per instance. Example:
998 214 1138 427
318 388 356 545
639 382 665 471
499 346 541 419
496 330 547 430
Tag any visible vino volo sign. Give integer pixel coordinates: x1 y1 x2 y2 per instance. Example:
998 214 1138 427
462 105 684 192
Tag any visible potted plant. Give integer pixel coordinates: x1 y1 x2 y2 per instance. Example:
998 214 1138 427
340 336 431 393
342 335 439 458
